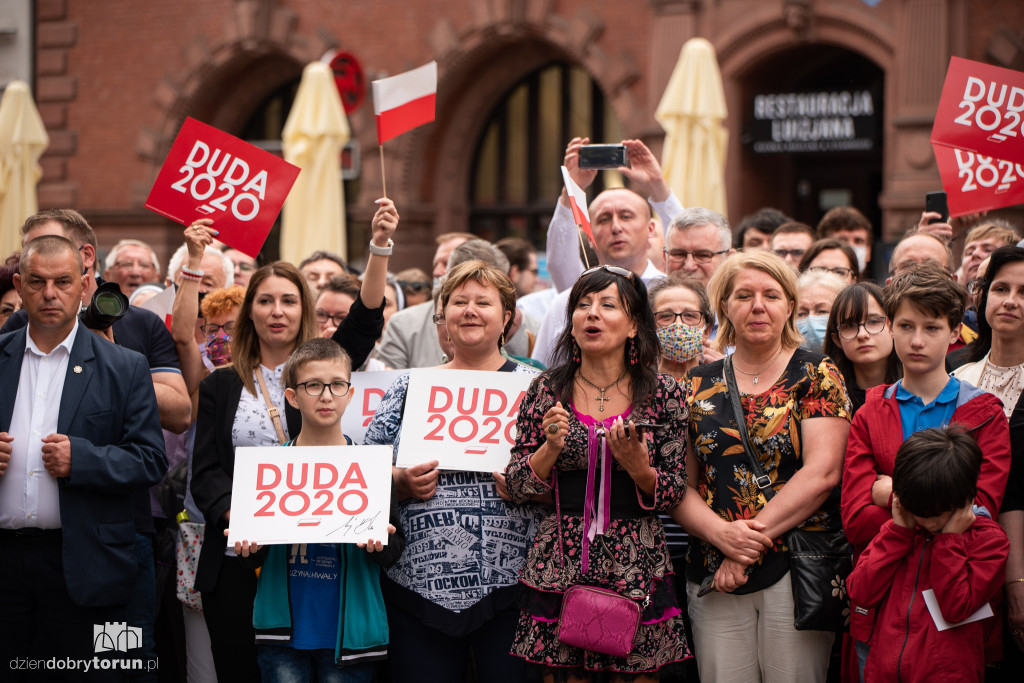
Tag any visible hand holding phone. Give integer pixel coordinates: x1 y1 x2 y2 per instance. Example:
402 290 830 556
578 144 628 170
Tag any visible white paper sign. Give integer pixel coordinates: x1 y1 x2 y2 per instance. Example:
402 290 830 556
395 368 533 472
340 370 404 444
228 445 393 546
921 588 994 631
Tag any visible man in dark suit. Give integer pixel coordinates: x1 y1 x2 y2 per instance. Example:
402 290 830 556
0 235 166 680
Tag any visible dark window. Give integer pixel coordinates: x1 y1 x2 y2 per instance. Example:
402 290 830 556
469 62 622 247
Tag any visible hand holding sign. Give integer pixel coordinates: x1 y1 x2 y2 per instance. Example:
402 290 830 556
146 118 300 258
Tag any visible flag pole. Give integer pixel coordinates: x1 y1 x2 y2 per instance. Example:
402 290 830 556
576 227 591 270
379 145 388 198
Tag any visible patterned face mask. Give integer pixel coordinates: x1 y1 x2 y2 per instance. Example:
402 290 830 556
656 322 704 363
205 334 232 367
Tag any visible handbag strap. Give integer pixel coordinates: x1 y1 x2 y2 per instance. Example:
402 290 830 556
723 356 776 500
255 369 287 445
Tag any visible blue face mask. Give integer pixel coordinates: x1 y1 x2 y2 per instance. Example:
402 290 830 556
797 315 830 351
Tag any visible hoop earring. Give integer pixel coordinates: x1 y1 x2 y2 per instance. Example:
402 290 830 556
628 337 638 366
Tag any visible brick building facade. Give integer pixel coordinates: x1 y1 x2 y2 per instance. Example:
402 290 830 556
18 0 1024 272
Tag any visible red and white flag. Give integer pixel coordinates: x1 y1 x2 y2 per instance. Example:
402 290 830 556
140 285 176 331
560 166 594 244
372 62 437 144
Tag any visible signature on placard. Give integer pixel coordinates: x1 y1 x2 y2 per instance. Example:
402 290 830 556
326 511 382 538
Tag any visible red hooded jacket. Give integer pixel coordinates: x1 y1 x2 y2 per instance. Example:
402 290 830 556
847 517 1008 683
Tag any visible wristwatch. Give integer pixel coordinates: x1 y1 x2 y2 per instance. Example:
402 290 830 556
368 238 394 256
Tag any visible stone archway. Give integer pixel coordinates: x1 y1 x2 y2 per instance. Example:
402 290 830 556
378 3 645 252
136 0 339 187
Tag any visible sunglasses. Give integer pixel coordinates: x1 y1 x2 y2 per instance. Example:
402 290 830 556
582 264 635 280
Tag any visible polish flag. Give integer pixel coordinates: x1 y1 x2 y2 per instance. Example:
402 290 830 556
372 62 437 144
561 166 595 244
140 285 176 331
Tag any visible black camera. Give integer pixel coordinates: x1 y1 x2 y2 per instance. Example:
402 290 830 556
80 281 129 331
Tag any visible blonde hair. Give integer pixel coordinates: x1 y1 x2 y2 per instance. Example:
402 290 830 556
231 262 318 396
709 250 802 351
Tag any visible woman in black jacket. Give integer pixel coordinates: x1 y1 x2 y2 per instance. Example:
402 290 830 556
191 199 398 681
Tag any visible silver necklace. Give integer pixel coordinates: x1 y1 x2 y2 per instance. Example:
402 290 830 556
733 347 784 386
577 369 627 412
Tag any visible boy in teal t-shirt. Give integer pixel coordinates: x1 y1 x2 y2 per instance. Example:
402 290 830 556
230 338 404 682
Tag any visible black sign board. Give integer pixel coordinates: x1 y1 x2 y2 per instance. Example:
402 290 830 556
750 90 879 153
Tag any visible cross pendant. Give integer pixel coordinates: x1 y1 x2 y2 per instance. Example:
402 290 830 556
595 390 609 411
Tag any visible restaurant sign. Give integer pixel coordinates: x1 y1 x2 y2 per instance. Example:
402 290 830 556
751 89 879 153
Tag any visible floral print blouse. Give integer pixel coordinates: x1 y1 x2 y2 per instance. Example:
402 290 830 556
683 348 851 593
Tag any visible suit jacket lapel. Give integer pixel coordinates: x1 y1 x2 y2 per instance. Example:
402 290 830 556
0 329 28 431
57 329 96 434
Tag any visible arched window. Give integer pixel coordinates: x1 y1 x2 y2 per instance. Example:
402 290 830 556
469 62 622 247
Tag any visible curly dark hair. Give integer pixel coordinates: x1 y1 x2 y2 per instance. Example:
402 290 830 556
547 267 659 407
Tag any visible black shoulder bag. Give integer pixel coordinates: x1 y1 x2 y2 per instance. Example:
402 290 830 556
723 355 852 632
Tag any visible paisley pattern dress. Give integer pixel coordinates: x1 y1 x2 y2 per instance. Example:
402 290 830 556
683 348 851 593
506 373 691 674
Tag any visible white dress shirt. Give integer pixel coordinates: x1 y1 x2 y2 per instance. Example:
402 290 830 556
0 321 80 529
545 192 684 292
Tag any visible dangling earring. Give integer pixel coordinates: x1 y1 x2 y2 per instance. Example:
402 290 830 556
572 340 581 364
628 336 638 366
500 332 506 348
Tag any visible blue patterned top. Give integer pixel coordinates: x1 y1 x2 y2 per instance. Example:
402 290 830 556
363 363 546 621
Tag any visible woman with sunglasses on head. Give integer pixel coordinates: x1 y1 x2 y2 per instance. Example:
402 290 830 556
505 265 692 681
189 199 397 681
672 250 851 683
951 245 1024 666
822 283 902 415
364 260 545 683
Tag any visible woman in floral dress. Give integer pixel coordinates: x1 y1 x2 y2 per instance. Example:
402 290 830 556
506 265 691 681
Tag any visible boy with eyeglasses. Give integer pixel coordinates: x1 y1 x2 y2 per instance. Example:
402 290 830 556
231 338 404 683
840 261 1010 678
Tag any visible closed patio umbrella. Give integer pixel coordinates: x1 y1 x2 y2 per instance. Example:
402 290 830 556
281 62 351 265
0 80 49 259
655 38 728 216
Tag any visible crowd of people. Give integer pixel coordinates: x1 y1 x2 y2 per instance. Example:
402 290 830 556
0 134 1022 683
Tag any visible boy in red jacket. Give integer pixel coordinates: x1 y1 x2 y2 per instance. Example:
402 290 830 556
848 427 1008 683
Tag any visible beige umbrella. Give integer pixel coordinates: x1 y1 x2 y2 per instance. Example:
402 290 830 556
655 38 728 216
281 62 351 265
0 80 49 259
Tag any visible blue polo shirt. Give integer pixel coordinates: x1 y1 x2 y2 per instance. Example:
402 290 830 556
895 376 960 441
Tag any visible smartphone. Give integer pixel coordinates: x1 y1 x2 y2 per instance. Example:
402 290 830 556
578 144 627 170
925 191 948 224
696 574 717 598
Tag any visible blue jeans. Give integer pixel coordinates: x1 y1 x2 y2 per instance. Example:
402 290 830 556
257 645 373 683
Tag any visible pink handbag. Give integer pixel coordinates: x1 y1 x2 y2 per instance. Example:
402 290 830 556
553 467 643 658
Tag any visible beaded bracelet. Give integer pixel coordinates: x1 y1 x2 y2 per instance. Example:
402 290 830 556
181 266 204 279
1007 577 1024 585
179 270 203 283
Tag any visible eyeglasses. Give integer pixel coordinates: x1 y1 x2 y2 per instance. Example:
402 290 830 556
663 248 729 264
582 264 634 279
316 310 347 326
836 316 887 340
114 260 156 271
398 280 431 293
654 310 704 327
431 313 445 325
202 321 234 338
808 265 855 279
293 379 352 397
773 249 806 260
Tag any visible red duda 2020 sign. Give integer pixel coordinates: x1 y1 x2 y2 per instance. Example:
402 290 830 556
145 117 300 258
